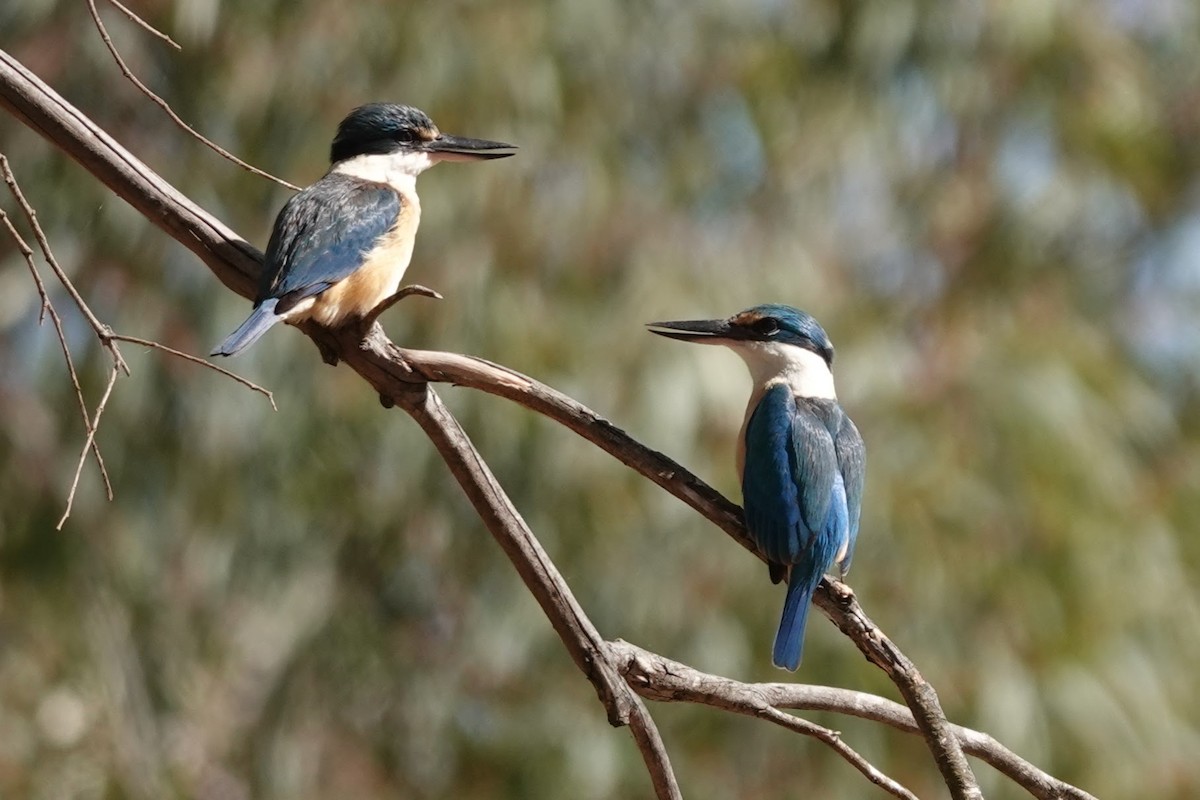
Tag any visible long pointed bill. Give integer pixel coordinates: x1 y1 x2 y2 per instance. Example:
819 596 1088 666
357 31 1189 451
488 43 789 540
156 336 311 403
427 133 518 162
645 318 733 343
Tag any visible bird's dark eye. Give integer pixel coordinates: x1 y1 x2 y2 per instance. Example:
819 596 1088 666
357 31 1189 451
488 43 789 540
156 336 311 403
395 130 416 144
753 318 780 336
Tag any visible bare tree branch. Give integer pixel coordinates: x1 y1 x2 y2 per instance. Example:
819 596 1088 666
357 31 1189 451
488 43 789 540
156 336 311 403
609 640 1099 800
59 364 118 528
0 52 262 304
813 582 982 799
0 198 113 502
1 152 128 373
85 0 299 190
0 48 1095 799
104 0 181 50
394 384 682 800
1 125 271 525
608 642 919 799
108 333 276 410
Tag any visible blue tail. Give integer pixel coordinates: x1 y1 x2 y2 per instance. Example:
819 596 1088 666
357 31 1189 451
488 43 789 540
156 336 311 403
772 573 815 671
210 299 281 357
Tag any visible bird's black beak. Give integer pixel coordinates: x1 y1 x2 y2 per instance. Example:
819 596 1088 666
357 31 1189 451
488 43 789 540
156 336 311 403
426 133 518 162
646 318 734 343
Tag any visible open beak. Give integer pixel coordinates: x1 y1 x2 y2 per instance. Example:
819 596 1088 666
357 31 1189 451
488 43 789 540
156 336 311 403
645 318 734 343
426 133 518 162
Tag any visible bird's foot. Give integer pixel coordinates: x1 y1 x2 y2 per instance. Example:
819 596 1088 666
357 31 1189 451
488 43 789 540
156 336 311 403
316 338 341 366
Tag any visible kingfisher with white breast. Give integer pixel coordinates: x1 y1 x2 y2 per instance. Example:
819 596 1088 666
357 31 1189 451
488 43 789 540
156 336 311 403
212 103 516 356
648 304 865 670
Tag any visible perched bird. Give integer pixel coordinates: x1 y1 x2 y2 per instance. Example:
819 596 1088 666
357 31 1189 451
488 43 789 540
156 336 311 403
648 304 865 670
212 103 516 356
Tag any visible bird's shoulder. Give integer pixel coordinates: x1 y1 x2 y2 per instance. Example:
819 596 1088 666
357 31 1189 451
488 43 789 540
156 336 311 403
274 173 403 232
795 396 844 434
257 175 404 303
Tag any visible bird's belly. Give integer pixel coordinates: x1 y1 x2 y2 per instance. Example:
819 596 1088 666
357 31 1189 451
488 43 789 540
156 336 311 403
305 203 420 328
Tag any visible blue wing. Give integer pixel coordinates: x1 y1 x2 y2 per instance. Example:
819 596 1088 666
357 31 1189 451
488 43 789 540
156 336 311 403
211 175 401 356
259 173 401 313
743 386 840 567
743 385 852 670
833 412 866 574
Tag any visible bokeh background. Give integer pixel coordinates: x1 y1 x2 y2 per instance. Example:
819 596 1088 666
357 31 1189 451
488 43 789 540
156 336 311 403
3 1 1199 797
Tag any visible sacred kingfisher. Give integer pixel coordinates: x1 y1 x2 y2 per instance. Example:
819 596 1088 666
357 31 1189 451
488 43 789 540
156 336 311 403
211 103 516 356
648 304 865 670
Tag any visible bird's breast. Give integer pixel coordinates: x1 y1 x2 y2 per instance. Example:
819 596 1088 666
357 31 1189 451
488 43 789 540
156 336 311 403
306 191 422 327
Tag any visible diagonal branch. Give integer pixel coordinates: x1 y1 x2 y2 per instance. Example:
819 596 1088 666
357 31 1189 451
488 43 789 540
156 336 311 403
813 582 981 798
104 0 181 50
86 0 298 190
108 333 276 409
394 383 681 799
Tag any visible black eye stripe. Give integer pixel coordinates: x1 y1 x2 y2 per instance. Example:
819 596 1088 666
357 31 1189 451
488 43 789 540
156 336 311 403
752 318 779 335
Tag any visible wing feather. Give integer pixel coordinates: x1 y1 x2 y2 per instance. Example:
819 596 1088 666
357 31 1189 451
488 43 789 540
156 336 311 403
833 412 866 573
743 385 838 565
257 174 402 313
744 386 859 669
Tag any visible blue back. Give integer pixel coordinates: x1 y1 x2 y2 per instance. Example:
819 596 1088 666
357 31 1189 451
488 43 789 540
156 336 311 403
258 173 401 313
743 386 842 569
742 384 864 668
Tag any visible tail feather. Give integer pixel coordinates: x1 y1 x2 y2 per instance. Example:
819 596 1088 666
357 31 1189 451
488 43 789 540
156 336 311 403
772 573 815 671
210 300 280 357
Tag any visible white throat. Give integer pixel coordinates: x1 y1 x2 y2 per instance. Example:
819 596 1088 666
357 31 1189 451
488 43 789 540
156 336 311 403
729 340 837 401
332 150 436 193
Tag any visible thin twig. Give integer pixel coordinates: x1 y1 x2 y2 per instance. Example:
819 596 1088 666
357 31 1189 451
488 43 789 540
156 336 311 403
6 148 125 524
0 169 114 504
85 0 299 191
396 384 682 800
4 145 271 528
105 0 181 50
0 153 128 373
753 706 917 800
110 333 276 410
59 364 119 529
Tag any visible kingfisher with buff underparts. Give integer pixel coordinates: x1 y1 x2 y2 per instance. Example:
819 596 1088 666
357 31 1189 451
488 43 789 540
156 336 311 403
212 103 516 356
648 304 865 670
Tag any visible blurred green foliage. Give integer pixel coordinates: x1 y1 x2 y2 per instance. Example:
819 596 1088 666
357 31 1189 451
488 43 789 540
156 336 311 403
3 0 1200 797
